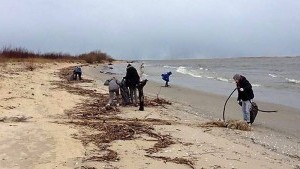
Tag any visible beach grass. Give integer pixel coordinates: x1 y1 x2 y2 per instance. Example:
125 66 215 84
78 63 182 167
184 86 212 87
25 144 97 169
0 47 114 64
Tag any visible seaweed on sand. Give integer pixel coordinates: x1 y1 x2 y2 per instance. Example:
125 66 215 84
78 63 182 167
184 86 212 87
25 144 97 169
52 66 194 168
145 134 175 154
86 149 119 162
0 115 31 122
145 97 172 107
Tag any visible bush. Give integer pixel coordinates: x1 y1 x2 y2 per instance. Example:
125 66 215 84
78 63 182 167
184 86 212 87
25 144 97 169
78 50 114 64
0 47 115 63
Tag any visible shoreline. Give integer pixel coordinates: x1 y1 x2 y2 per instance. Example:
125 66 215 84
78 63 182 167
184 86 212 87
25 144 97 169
84 63 300 168
108 58 300 110
84 64 300 139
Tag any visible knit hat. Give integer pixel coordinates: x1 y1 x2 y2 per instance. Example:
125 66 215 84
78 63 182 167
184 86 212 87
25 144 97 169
233 74 241 81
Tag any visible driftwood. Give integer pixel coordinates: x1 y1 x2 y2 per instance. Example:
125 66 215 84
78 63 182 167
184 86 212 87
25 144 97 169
0 115 31 122
145 155 195 169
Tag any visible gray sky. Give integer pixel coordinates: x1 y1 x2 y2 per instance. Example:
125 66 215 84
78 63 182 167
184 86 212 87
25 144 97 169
0 0 300 60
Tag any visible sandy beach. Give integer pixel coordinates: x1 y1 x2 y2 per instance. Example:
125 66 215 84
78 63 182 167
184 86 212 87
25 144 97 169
0 62 299 169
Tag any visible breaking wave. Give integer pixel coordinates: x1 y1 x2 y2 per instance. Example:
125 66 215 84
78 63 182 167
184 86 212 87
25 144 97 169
286 78 300 84
216 77 229 82
176 66 202 78
176 66 234 83
175 66 262 88
268 74 277 78
252 84 261 87
164 65 177 69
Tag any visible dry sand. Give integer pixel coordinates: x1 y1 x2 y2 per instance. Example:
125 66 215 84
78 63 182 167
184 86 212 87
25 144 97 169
0 62 85 169
0 62 299 169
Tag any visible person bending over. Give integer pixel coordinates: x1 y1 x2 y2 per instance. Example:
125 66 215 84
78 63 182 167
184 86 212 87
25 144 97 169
106 77 120 106
73 66 82 80
161 71 172 87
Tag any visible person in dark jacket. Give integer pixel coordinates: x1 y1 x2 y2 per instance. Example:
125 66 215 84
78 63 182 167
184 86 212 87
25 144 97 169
119 78 130 105
125 64 140 105
233 74 254 125
161 71 172 87
73 66 82 80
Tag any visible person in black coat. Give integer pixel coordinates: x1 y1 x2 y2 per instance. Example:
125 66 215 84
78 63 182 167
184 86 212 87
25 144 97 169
233 74 254 124
125 64 140 105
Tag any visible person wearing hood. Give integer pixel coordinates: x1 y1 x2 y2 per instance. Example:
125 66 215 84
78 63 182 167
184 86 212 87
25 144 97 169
105 77 120 106
233 74 254 125
161 71 172 87
139 62 145 80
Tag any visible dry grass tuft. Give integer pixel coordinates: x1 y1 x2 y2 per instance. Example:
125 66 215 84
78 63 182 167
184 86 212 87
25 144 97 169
25 62 36 71
227 120 251 131
200 120 227 127
200 119 251 131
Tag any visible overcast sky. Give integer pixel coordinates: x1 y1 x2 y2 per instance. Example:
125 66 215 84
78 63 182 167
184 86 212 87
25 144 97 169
0 0 300 60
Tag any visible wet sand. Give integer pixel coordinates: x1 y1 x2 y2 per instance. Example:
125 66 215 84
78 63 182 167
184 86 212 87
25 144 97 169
144 80 300 139
84 63 300 139
83 63 300 168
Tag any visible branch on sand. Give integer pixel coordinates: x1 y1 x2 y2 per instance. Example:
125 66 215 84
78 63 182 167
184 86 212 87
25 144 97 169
145 155 195 169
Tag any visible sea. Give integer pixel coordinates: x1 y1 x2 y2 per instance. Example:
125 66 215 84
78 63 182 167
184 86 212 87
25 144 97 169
106 57 300 110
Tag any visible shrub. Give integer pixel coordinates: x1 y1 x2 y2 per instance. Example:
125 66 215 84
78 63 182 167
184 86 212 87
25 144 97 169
78 50 114 64
0 47 115 63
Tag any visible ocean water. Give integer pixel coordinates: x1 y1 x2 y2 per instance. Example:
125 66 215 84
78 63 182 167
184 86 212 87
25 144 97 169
106 57 300 109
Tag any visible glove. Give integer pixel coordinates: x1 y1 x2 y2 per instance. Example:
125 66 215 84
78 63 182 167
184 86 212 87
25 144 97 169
239 88 244 92
237 100 242 106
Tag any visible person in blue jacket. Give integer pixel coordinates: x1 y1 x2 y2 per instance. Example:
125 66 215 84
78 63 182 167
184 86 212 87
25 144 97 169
161 71 172 87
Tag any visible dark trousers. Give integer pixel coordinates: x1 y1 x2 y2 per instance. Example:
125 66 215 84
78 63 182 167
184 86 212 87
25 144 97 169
128 86 137 105
165 81 169 87
73 72 82 80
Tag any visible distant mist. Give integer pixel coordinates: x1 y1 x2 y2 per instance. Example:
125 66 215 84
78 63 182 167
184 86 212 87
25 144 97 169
1 0 300 60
